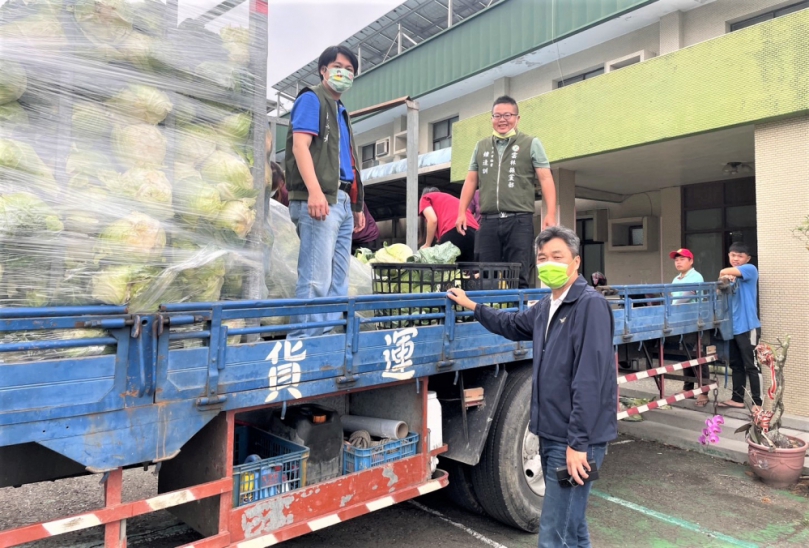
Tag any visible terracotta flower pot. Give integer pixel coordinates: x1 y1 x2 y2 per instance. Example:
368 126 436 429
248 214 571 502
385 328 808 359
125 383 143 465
747 435 808 489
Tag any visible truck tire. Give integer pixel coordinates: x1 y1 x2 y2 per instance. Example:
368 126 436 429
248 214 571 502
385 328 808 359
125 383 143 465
439 457 485 515
470 365 543 532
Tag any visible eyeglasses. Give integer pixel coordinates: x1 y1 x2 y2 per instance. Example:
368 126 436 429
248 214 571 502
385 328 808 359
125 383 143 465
492 113 517 120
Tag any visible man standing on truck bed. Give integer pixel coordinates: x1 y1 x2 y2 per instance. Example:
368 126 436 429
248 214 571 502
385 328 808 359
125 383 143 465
285 45 365 338
455 95 557 288
448 225 617 548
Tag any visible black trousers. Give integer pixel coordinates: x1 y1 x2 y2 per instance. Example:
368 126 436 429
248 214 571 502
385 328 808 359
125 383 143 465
438 228 477 263
477 214 534 289
729 328 762 406
675 334 710 392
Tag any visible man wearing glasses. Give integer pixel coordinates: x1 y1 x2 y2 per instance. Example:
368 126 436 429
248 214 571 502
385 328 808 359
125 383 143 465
456 96 557 288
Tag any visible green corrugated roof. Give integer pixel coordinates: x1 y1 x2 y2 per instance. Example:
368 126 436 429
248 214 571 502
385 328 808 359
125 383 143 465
275 0 655 152
341 0 656 111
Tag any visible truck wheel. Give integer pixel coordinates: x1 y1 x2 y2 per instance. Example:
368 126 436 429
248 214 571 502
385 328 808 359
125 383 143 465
470 365 543 532
440 457 485 515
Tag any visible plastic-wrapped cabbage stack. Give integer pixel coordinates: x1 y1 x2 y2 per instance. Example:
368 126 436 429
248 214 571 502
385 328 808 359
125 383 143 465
0 0 268 315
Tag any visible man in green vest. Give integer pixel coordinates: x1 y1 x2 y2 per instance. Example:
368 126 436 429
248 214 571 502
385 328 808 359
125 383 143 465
284 45 365 338
456 96 557 288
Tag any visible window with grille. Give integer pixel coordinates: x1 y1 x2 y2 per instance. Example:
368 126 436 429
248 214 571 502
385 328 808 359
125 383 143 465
432 116 458 151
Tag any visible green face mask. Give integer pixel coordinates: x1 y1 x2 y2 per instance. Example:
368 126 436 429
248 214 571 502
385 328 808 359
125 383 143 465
327 68 354 94
492 129 516 139
537 261 572 289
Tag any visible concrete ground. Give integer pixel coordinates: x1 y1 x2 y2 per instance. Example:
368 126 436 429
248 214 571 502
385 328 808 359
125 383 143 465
2 433 808 548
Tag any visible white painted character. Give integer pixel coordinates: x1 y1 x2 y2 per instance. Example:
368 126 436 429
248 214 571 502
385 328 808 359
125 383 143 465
265 340 305 402
382 327 418 380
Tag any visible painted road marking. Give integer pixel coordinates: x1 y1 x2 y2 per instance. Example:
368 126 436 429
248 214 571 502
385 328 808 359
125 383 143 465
409 501 509 548
591 490 759 548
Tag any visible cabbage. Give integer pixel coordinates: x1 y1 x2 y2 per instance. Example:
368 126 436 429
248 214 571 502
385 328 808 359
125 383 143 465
0 14 65 45
112 124 166 168
72 102 112 139
91 265 157 306
119 31 153 71
66 148 111 184
201 150 255 200
223 41 249 67
177 255 226 302
172 95 198 126
0 138 58 195
195 61 241 92
108 168 173 220
409 241 461 264
177 183 222 224
217 112 251 146
216 199 255 239
133 0 166 37
94 212 166 263
0 101 29 129
61 186 111 233
108 84 172 125
0 192 63 235
73 0 133 45
354 248 373 264
373 243 414 264
0 60 27 105
176 125 217 165
220 26 249 45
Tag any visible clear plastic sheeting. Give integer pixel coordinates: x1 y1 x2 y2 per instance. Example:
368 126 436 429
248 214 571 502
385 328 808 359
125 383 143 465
0 0 268 312
263 199 373 327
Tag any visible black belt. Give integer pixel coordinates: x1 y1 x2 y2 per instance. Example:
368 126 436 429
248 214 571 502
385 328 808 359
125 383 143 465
482 212 532 219
339 181 352 193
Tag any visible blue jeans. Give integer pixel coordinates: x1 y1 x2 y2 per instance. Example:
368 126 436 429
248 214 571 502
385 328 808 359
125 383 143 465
287 191 353 338
538 438 607 548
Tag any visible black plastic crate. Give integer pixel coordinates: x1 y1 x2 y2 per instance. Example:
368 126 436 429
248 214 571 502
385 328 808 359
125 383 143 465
371 263 458 328
455 262 521 321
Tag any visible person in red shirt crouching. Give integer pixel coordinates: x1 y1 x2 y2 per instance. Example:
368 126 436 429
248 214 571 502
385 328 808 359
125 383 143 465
419 187 479 262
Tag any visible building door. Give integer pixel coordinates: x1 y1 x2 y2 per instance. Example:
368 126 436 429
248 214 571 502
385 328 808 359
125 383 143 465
576 218 605 283
682 178 757 278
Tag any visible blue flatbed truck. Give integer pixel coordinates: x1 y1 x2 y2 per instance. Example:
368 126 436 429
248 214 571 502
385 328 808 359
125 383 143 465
0 282 731 547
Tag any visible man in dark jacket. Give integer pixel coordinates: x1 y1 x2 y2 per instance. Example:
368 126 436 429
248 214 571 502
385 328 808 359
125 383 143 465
448 225 616 548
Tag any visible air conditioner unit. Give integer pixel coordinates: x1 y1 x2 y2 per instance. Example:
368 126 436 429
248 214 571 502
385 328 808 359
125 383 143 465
375 138 390 158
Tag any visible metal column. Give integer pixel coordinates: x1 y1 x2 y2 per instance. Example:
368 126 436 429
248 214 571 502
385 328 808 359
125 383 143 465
406 100 420 251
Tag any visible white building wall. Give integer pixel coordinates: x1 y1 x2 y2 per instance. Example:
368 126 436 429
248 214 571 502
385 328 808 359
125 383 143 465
682 0 795 46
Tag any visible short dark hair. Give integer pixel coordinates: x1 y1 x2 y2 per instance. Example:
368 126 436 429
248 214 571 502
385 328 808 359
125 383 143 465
729 242 750 255
421 186 440 198
270 161 285 190
535 225 580 258
318 46 358 80
492 95 519 115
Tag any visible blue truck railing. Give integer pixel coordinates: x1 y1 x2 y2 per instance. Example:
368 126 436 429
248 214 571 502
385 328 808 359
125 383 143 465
0 283 730 471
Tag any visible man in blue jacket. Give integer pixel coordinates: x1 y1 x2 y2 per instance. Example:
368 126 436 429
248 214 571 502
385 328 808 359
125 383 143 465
448 225 617 548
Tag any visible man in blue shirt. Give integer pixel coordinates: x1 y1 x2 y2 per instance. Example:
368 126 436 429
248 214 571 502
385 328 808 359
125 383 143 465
717 243 761 409
285 45 365 338
669 249 708 406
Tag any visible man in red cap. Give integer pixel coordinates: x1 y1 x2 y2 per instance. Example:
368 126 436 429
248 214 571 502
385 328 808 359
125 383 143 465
669 248 708 406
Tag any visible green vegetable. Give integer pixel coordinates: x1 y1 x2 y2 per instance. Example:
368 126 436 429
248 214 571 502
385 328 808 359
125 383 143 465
354 247 374 265
216 112 251 147
373 243 414 264
223 41 249 67
220 25 249 44
175 180 223 224
0 192 63 235
73 0 133 45
176 125 217 165
91 265 157 305
94 212 166 264
66 148 111 185
0 138 58 195
0 60 27 105
119 31 154 71
409 241 461 264
216 199 255 239
72 101 112 139
195 61 242 92
108 84 172 125
112 124 166 169
177 255 226 302
0 101 29 129
106 168 173 220
0 14 65 44
201 150 255 200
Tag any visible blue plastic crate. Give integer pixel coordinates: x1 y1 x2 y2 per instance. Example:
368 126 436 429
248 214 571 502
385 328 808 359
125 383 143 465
342 432 419 474
233 426 309 507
